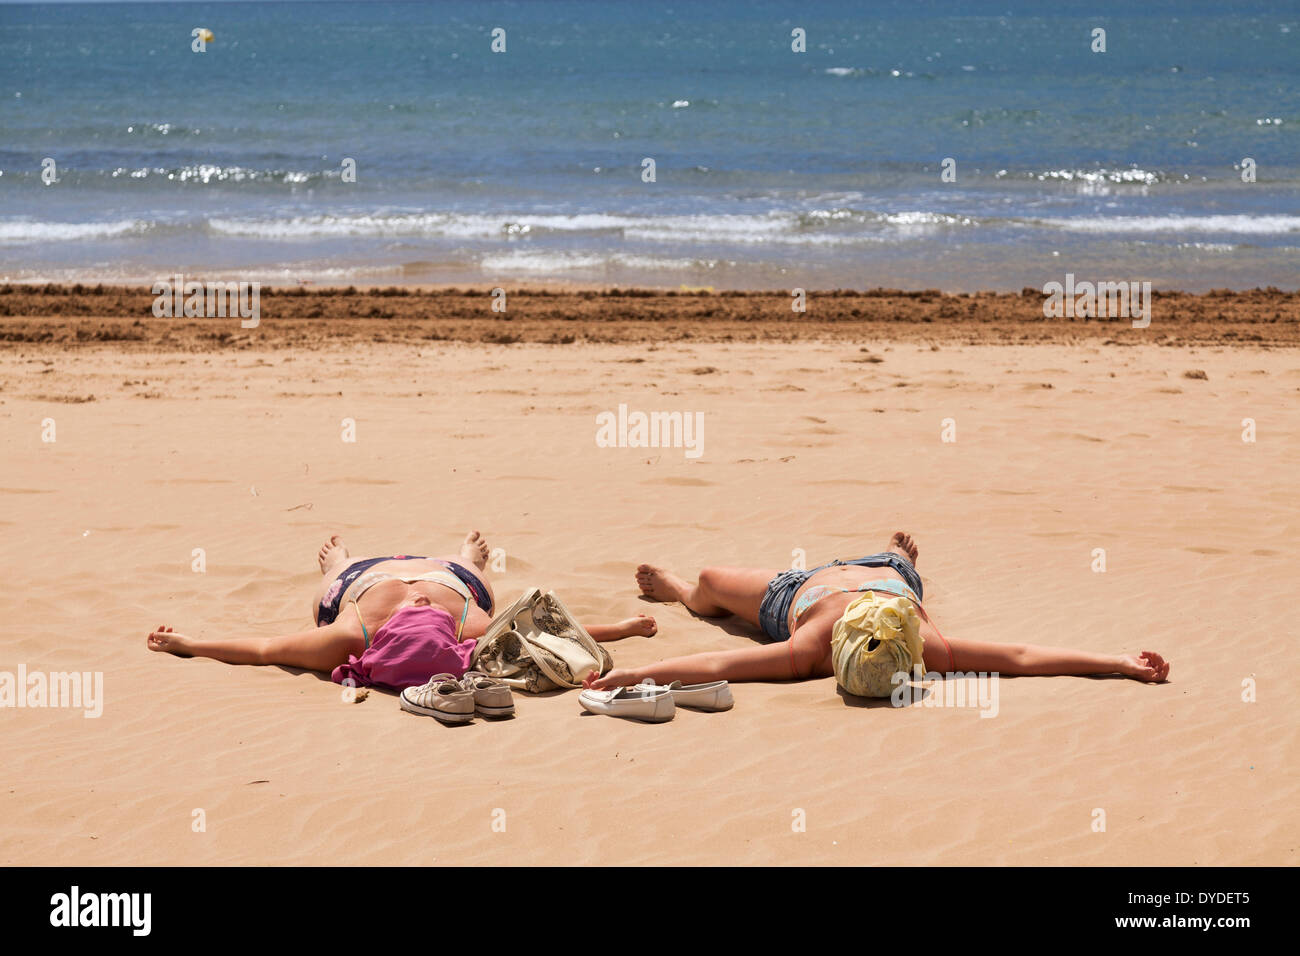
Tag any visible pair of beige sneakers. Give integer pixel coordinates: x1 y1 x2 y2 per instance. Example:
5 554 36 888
400 671 515 724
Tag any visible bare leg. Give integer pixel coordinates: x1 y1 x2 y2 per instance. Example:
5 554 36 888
887 531 919 564
312 535 352 619
635 564 779 627
431 530 496 609
318 534 351 574
635 533 916 627
457 530 490 571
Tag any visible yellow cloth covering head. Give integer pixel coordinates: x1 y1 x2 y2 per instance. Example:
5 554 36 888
830 591 925 697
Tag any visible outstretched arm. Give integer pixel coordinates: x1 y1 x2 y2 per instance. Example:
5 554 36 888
585 623 828 688
146 619 362 673
948 637 1170 682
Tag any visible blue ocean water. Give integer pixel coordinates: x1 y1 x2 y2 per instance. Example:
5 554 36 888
1 0 1298 289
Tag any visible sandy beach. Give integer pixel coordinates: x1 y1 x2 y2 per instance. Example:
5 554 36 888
1 286 1297 866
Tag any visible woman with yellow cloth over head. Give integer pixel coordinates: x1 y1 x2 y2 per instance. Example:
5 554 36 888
586 532 1169 696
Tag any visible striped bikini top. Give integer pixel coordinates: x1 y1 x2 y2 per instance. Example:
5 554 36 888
791 578 920 623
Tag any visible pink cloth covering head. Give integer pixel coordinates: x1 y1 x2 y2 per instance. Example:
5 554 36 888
331 605 477 691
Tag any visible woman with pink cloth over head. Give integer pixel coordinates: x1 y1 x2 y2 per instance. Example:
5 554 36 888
146 531 655 690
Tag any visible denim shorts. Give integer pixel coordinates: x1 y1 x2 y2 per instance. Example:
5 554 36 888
757 552 924 641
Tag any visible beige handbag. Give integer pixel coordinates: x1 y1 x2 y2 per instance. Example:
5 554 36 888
471 588 613 693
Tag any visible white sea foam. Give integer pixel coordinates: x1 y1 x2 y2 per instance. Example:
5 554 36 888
1176 242 1238 252
0 209 970 250
15 209 1295 252
107 165 325 184
0 219 146 242
878 211 975 227
1034 214 1300 235
996 167 1167 185
479 251 712 273
208 212 642 239
208 211 794 242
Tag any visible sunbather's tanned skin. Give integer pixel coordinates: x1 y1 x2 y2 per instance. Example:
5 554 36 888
585 532 1170 691
147 532 656 673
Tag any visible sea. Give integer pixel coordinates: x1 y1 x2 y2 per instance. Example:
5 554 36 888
2 0 1298 290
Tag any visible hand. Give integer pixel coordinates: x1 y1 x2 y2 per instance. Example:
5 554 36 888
618 614 657 638
1117 650 1170 683
146 625 193 657
583 667 640 691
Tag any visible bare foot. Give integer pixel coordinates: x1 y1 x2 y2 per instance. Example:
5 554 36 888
617 614 658 638
318 535 350 574
635 563 693 603
1117 650 1170 683
147 625 194 658
460 530 490 570
888 531 919 564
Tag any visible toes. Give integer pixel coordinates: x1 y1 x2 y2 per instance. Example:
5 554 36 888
634 565 668 597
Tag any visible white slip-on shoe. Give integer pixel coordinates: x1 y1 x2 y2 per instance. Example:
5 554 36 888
636 679 734 712
578 685 675 723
